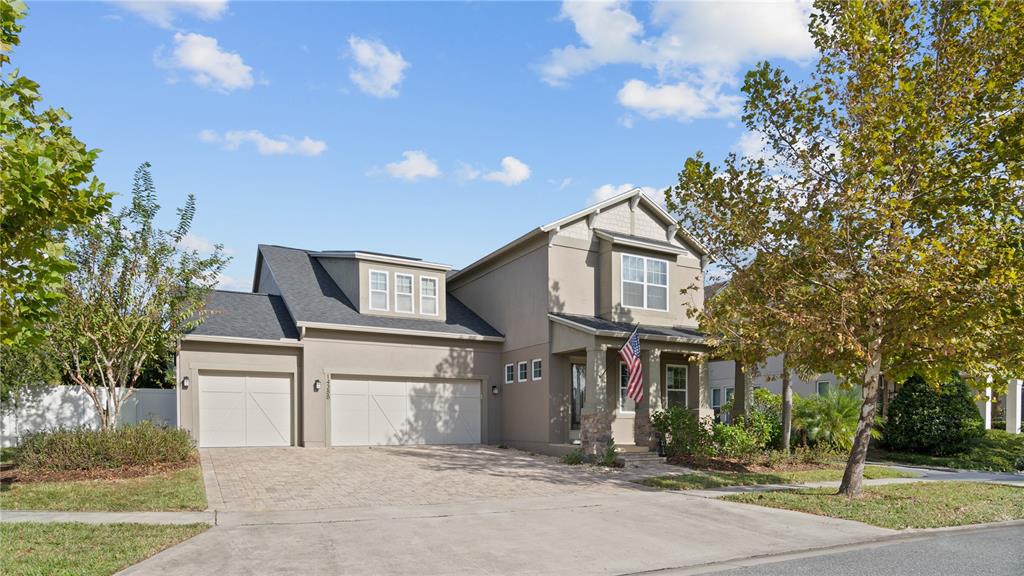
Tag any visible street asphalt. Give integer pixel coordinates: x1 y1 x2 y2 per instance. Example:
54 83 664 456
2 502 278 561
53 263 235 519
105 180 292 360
671 524 1024 576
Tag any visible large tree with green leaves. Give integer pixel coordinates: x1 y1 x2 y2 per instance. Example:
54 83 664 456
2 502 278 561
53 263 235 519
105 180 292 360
1 0 111 346
668 0 1023 496
45 163 229 429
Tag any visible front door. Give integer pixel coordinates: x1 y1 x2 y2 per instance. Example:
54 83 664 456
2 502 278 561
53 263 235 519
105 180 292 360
570 363 586 439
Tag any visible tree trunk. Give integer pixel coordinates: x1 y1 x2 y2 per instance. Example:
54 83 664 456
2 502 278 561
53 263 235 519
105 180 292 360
838 347 882 497
781 356 792 455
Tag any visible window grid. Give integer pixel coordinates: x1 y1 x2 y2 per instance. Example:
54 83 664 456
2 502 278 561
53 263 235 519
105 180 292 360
619 362 635 413
665 365 687 408
369 270 389 311
621 254 669 311
420 277 438 316
395 273 414 313
518 361 528 383
531 359 542 381
505 363 514 384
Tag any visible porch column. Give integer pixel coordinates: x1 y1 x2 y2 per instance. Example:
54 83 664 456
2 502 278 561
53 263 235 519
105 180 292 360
1007 379 1022 435
633 349 661 449
977 386 992 430
580 345 612 456
696 355 713 420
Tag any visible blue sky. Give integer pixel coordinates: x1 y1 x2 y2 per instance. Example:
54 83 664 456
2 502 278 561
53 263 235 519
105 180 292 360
16 1 814 289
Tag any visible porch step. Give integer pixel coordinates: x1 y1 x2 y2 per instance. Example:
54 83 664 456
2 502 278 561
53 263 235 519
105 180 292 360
614 449 667 467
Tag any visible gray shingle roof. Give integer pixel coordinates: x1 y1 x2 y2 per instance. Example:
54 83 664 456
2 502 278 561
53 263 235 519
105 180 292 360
191 291 299 340
550 312 706 341
259 245 502 338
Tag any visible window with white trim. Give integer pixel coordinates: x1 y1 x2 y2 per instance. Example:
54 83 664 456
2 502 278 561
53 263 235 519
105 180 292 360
619 362 636 413
505 363 514 384
369 270 389 311
621 254 668 310
395 273 414 313
665 365 687 408
531 359 542 381
518 361 528 382
816 381 830 396
420 276 438 316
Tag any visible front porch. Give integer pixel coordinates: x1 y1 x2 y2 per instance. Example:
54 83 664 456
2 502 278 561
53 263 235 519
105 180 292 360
549 314 715 455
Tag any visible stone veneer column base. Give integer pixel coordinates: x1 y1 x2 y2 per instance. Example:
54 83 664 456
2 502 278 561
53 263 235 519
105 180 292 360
580 411 614 457
633 411 655 448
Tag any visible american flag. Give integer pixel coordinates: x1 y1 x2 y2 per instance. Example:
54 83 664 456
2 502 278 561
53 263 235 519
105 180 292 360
619 326 643 403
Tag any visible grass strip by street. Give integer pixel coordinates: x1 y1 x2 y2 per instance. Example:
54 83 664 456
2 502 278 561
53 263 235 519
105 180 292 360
723 481 1024 529
0 522 208 576
869 430 1024 473
0 466 206 511
638 465 916 490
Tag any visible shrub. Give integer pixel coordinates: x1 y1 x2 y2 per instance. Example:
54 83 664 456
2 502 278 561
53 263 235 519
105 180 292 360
16 422 196 471
746 388 784 450
711 422 759 457
883 374 985 456
561 449 585 465
597 437 620 467
652 406 714 457
792 390 860 451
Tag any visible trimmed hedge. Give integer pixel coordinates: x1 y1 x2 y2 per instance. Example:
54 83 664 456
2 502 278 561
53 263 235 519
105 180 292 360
16 422 196 471
883 374 984 456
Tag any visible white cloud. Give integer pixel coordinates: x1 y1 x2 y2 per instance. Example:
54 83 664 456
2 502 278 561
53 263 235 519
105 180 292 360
455 162 482 182
117 0 228 29
165 32 253 92
541 0 815 121
348 36 409 98
216 273 250 291
549 177 573 190
588 183 667 209
385 151 440 181
179 232 235 255
199 129 327 156
734 130 770 161
483 156 531 186
617 79 741 122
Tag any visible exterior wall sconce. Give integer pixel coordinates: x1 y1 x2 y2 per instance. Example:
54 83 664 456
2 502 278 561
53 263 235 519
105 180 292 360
180 376 190 390
313 379 322 392
491 384 500 395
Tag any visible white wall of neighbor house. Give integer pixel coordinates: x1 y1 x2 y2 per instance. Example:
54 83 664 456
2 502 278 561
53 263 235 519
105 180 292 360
1 385 176 448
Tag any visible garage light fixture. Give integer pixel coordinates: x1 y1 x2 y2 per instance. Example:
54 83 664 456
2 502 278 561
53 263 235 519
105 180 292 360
491 384 500 396
180 376 190 390
314 379 322 392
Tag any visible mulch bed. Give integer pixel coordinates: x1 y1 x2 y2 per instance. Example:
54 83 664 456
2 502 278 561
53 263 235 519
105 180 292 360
0 458 197 485
667 454 843 474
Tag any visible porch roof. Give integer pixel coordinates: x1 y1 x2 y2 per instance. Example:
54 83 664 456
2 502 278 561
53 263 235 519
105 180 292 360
548 313 709 345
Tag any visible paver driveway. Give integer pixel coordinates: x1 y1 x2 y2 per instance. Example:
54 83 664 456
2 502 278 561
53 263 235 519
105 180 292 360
201 445 665 511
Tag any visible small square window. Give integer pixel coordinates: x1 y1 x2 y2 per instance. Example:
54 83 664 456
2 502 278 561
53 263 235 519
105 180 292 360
817 381 830 396
505 364 514 384
531 359 542 381
518 361 528 382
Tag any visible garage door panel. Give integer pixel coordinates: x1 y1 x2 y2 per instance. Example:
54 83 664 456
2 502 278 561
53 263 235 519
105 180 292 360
334 379 369 395
199 374 291 448
331 378 481 446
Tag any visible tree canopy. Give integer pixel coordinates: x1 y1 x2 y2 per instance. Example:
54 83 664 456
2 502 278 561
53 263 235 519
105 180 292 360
0 0 112 346
667 0 1023 495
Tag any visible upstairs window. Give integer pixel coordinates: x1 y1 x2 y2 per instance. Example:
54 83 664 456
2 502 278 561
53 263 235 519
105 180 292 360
420 277 439 316
622 254 668 311
395 273 414 313
532 359 542 381
369 270 389 311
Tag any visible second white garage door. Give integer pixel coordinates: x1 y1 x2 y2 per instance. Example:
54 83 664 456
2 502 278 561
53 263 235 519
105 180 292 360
331 378 481 445
198 373 292 448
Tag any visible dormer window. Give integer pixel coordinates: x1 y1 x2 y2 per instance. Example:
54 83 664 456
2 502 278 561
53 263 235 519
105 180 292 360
420 277 438 316
395 273 414 313
369 270 389 311
622 254 668 311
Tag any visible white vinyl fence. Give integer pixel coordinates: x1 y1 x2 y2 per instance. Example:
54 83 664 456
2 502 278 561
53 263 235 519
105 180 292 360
1 385 176 448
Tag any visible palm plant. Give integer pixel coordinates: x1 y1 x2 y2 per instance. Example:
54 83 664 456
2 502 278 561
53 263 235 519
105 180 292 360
793 390 861 451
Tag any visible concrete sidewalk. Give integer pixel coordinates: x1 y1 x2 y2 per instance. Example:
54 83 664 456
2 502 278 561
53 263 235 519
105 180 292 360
0 510 214 525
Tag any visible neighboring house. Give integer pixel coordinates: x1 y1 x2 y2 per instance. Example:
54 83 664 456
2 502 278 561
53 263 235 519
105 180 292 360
175 188 714 454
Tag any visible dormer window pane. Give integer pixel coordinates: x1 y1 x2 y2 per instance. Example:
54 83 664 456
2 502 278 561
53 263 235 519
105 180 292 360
369 270 389 311
395 274 413 313
420 277 438 316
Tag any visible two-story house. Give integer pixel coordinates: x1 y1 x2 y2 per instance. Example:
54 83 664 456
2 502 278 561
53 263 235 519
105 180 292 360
175 188 714 455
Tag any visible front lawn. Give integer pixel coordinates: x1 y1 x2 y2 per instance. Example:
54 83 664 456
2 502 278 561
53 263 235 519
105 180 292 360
0 465 206 511
869 430 1024 473
639 465 915 490
0 522 208 576
723 481 1024 529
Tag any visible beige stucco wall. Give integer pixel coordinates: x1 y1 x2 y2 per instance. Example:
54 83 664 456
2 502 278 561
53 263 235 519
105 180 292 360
177 340 302 445
600 241 702 328
316 259 447 321
499 342 552 444
300 328 502 446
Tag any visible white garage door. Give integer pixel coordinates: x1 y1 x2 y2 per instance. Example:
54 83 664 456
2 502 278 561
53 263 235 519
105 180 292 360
331 378 481 446
199 374 292 447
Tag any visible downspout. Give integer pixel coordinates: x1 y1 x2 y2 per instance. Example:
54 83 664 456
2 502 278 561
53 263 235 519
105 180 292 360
174 337 181 430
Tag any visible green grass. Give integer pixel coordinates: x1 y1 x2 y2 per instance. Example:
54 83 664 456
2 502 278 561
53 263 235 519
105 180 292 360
639 465 916 490
723 481 1024 529
1 446 17 464
870 430 1024 473
0 466 207 511
1 522 208 576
